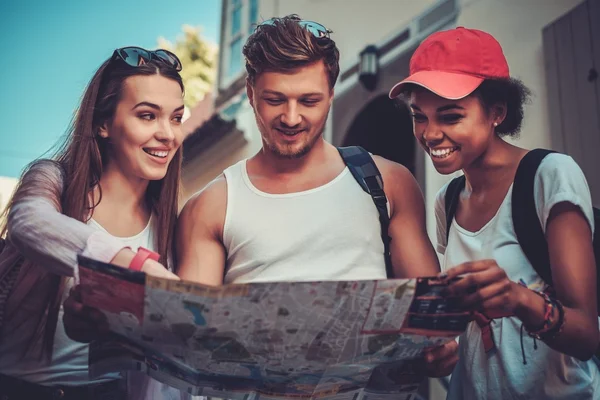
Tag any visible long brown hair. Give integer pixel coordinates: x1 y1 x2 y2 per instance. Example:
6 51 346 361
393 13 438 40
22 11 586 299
56 56 183 266
1 54 184 359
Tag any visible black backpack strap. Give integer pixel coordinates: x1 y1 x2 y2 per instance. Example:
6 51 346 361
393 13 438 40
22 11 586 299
512 148 557 286
444 175 466 241
337 146 393 278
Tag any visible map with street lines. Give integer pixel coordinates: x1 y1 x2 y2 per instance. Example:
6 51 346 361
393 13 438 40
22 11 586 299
78 255 469 399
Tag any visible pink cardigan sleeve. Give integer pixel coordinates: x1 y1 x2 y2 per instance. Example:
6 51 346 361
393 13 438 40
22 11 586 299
6 160 126 277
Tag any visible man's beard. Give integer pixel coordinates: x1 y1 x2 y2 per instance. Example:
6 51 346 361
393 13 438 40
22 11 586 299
267 131 320 159
260 111 329 159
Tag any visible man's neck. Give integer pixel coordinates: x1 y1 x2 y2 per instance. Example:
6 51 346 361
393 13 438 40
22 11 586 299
252 139 336 177
246 139 346 194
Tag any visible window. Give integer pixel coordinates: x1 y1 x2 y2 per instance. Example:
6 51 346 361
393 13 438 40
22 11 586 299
227 0 244 78
225 0 259 81
231 6 242 36
248 0 259 34
228 38 243 78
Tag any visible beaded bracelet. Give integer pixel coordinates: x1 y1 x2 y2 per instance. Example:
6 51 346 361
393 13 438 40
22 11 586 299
525 290 556 339
538 297 566 341
526 291 566 341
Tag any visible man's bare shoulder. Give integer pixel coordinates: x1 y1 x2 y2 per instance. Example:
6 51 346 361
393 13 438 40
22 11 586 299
372 155 416 189
176 175 228 284
371 155 424 215
179 174 227 231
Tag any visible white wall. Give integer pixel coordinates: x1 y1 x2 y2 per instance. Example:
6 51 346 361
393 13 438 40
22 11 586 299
0 176 18 229
0 177 17 209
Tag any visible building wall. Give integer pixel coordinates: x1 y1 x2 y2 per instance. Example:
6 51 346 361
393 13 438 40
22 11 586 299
193 0 586 237
181 0 262 198
205 0 443 185
262 0 438 73
0 176 18 230
190 0 442 198
214 0 457 236
263 0 585 244
179 1 588 398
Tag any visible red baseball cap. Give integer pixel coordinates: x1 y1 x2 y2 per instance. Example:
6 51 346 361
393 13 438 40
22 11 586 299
388 27 509 100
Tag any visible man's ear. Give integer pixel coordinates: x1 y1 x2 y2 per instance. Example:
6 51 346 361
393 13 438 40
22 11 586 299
246 80 255 108
329 88 335 107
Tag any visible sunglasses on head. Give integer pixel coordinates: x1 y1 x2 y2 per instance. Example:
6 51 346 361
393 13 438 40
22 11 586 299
258 19 331 39
112 46 182 71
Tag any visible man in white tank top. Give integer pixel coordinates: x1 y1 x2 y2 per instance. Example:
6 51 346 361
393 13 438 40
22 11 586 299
176 15 457 378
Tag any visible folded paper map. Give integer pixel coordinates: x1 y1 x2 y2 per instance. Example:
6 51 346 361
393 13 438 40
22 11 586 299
77 255 470 400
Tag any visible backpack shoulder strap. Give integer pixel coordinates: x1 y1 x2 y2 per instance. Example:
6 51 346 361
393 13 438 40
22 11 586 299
337 146 393 278
444 175 466 241
512 148 557 286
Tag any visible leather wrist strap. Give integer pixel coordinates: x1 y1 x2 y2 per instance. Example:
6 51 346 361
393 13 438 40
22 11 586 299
129 247 160 271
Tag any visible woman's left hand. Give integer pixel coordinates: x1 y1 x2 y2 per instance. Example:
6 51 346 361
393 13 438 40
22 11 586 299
63 285 110 343
443 259 521 315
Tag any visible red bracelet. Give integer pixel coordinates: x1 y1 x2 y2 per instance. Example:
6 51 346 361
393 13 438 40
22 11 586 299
129 247 160 271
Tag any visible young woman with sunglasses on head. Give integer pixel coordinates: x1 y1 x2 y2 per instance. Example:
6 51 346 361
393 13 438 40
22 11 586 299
0 47 187 400
390 28 599 399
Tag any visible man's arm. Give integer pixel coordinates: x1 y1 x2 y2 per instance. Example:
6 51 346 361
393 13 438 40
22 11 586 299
374 157 455 378
175 175 228 286
374 156 440 278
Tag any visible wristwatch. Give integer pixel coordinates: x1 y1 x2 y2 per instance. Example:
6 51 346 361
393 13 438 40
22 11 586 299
129 247 160 271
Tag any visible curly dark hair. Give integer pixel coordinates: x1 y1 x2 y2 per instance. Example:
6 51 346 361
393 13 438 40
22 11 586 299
243 14 340 90
473 77 532 137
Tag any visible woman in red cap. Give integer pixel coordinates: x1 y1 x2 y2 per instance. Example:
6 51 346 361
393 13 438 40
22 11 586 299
390 27 599 399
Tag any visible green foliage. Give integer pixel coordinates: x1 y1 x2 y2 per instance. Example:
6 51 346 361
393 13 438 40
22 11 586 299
158 25 218 108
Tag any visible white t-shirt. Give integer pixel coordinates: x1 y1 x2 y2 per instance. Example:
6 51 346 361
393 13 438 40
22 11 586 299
435 153 600 400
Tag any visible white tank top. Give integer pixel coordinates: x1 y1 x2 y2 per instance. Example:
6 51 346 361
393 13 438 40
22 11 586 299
1 216 155 385
222 159 387 284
